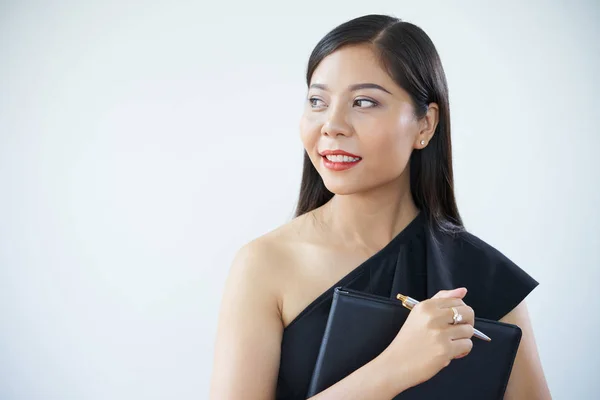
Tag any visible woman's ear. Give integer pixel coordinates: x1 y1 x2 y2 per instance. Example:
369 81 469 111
414 102 439 149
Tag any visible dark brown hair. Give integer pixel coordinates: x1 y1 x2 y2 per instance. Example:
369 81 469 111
294 14 463 234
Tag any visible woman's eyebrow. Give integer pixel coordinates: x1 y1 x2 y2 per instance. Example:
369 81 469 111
309 83 392 94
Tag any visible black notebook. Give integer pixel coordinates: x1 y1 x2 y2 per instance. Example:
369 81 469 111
307 287 522 399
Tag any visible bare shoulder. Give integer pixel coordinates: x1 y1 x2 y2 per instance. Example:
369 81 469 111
210 215 316 398
232 219 303 270
226 213 316 310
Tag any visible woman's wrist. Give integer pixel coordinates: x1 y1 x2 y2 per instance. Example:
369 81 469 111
373 349 413 396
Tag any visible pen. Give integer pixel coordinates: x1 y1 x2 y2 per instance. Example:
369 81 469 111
396 293 491 342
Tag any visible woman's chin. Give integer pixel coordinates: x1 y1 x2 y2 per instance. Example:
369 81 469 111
322 180 367 196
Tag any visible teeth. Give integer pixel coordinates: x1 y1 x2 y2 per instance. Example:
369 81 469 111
325 154 361 162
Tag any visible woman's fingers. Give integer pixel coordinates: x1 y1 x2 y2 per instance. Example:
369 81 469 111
431 299 474 325
448 323 475 340
422 291 476 332
431 287 467 300
428 297 466 310
451 338 474 359
445 304 475 326
423 292 476 361
422 300 475 329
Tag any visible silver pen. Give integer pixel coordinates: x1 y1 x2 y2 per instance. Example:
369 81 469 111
396 293 491 342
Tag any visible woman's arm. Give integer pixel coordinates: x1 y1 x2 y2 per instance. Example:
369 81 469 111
307 351 410 399
500 300 552 399
209 240 411 400
209 241 284 399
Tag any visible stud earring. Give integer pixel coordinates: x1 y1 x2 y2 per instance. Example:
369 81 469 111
420 140 426 145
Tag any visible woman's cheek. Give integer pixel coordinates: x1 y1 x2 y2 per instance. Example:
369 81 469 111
299 117 317 149
369 139 411 175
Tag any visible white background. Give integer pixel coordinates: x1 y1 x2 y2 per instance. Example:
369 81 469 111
1 1 598 399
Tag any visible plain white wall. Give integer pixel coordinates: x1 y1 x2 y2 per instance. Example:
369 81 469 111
1 1 598 399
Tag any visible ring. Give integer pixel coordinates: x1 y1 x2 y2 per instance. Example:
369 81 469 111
451 307 463 325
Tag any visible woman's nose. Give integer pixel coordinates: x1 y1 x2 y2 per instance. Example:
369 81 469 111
320 106 352 137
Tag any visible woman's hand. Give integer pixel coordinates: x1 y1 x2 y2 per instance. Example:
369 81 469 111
380 288 475 391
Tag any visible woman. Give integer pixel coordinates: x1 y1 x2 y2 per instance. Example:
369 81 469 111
210 14 551 399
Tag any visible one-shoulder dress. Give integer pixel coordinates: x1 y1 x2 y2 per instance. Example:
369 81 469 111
275 212 539 399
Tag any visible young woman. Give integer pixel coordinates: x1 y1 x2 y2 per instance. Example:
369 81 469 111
210 14 551 399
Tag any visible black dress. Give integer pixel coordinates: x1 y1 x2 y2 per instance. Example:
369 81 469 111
275 212 539 399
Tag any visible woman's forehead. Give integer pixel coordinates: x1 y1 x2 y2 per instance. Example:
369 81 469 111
309 44 395 90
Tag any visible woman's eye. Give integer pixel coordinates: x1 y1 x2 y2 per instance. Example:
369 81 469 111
309 97 326 108
354 98 378 108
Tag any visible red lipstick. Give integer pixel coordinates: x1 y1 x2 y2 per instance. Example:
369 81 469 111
319 149 362 171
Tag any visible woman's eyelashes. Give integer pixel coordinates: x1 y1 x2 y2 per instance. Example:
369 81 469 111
353 98 379 108
307 96 380 109
308 97 326 108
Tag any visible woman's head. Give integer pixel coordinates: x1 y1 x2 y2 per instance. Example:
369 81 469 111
295 14 462 233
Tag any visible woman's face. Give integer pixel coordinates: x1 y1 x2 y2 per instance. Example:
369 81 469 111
300 44 436 195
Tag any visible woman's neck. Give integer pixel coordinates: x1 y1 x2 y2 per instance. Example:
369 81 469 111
315 178 419 253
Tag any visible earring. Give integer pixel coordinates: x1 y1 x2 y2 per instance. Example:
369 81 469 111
420 140 426 145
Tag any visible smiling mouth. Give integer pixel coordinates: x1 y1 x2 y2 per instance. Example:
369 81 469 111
320 153 362 171
323 154 362 163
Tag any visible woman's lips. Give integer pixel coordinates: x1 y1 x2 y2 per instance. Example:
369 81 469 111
319 149 360 158
321 154 362 171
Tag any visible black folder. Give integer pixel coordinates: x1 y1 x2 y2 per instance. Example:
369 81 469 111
307 287 522 399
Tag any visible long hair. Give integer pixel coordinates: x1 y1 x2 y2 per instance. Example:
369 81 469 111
294 14 463 234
